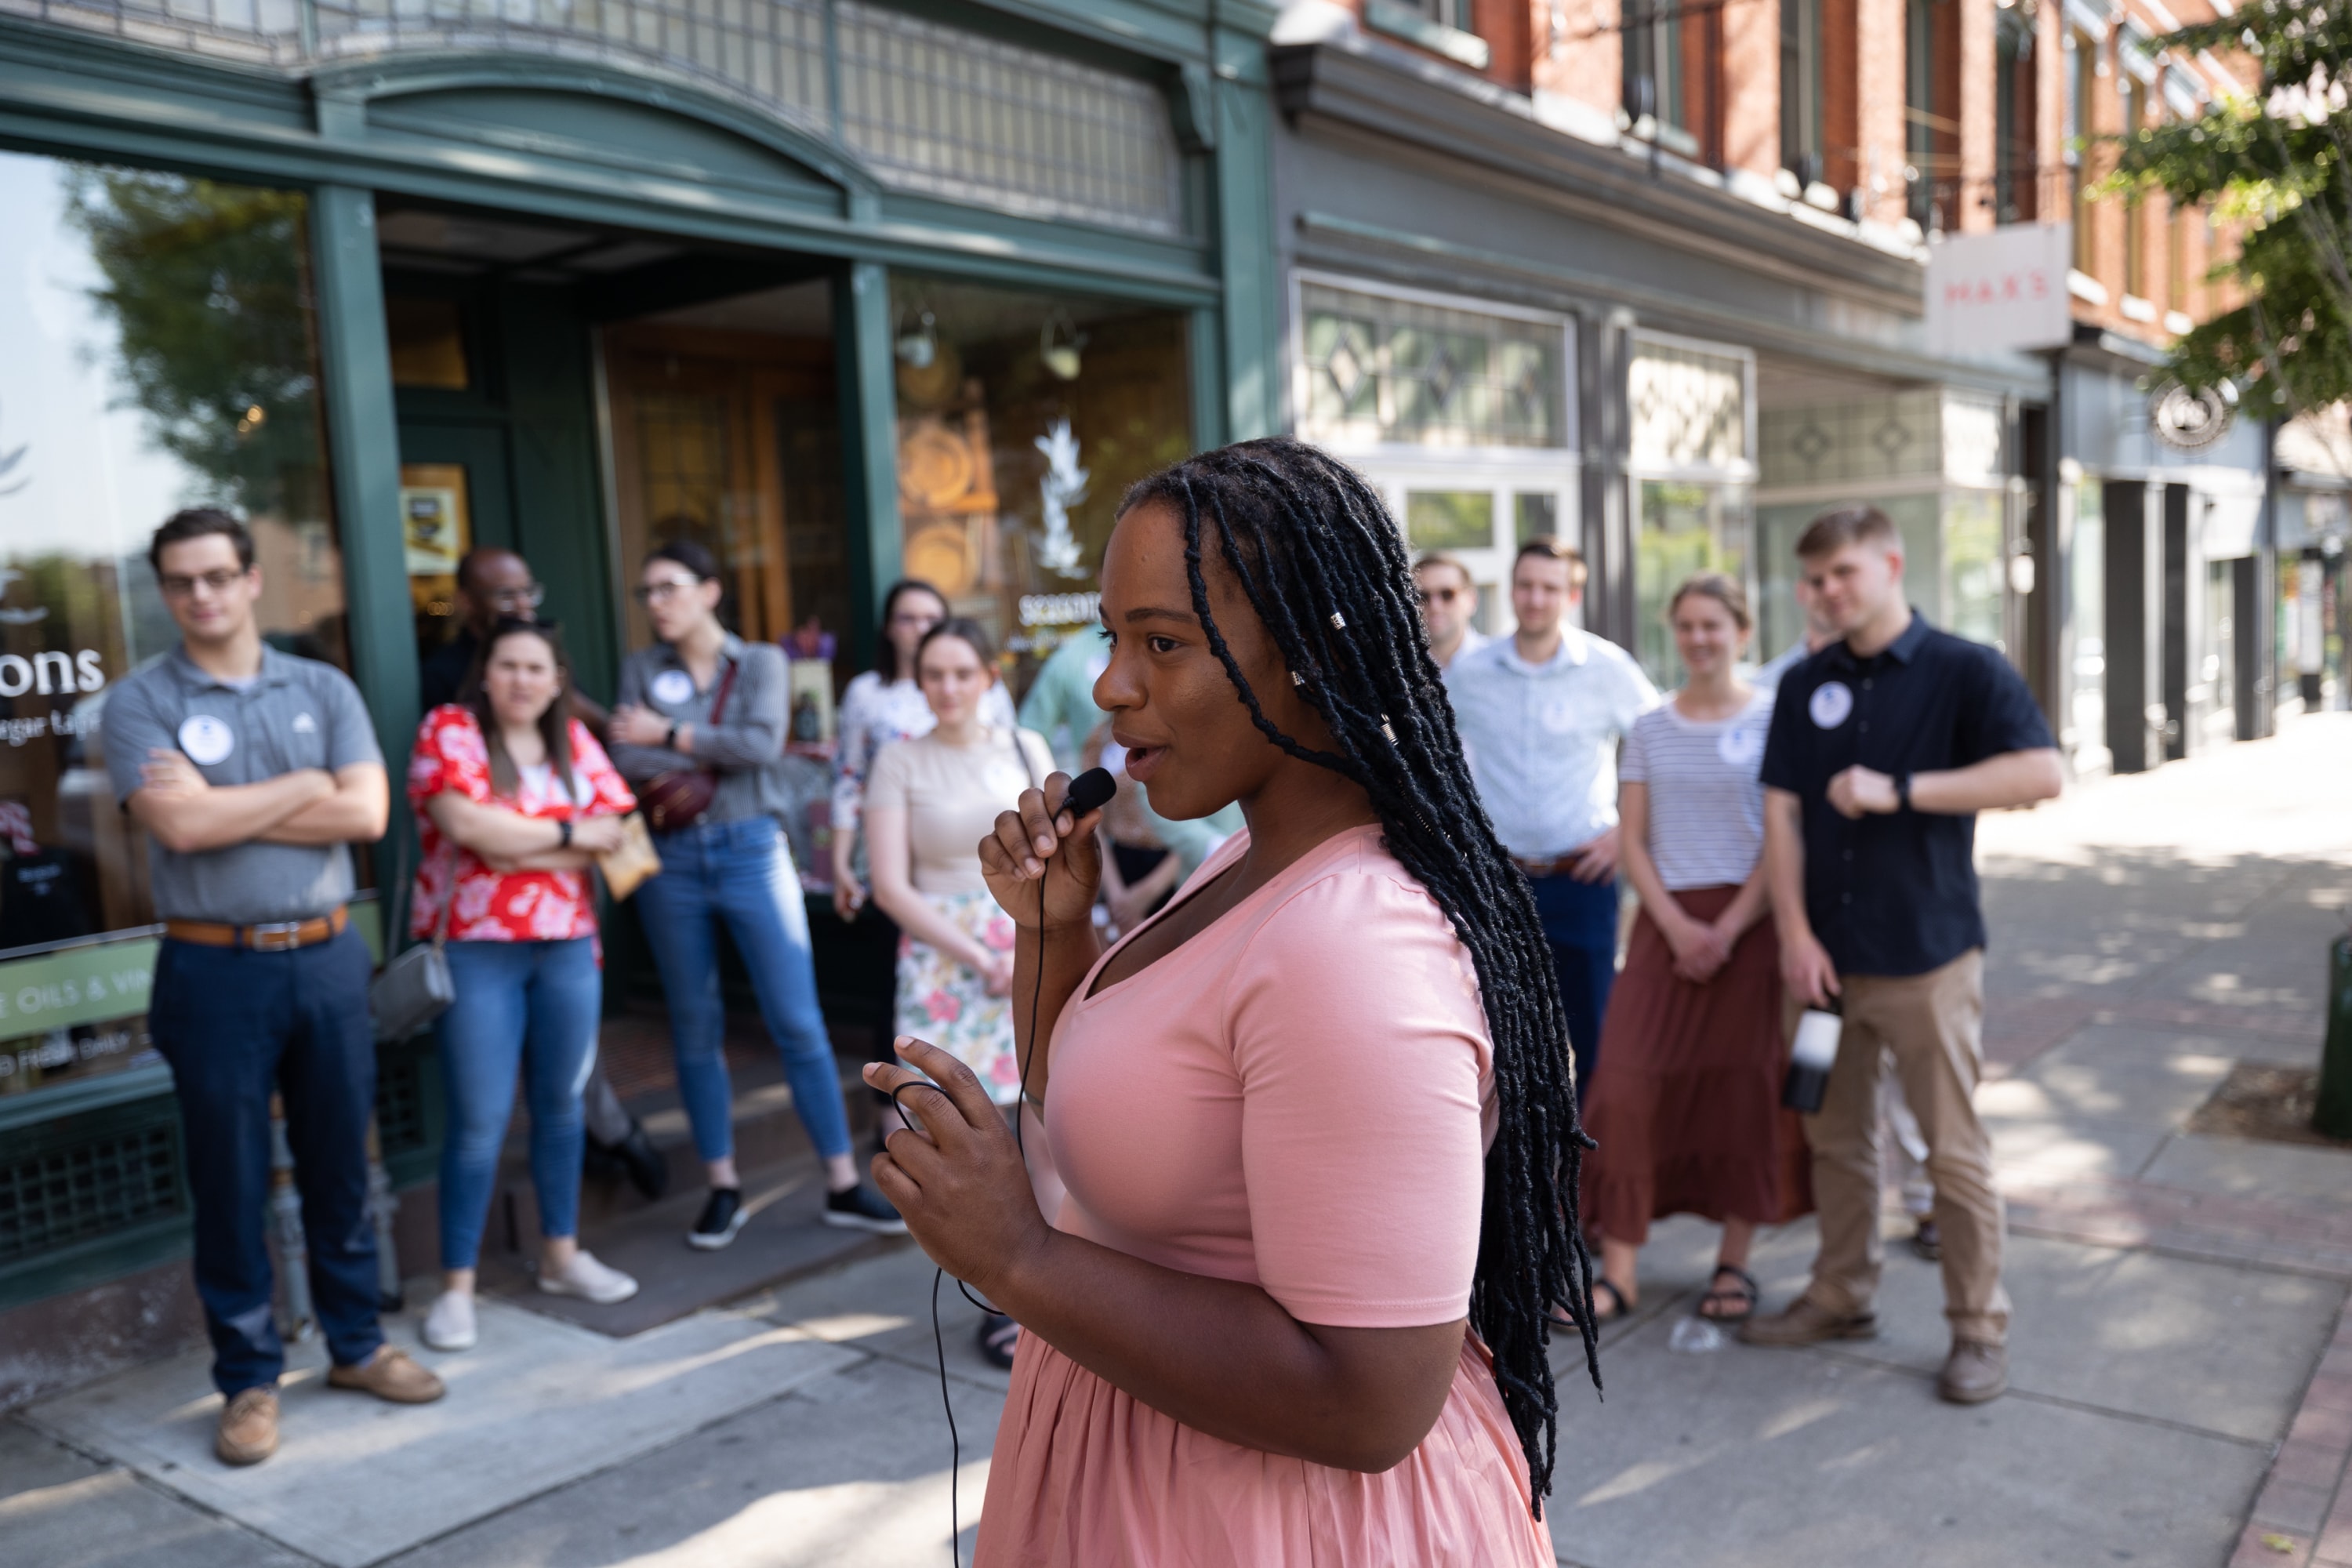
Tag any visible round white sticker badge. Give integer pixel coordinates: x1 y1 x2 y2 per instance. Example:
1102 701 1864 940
178 714 235 767
1717 724 1763 768
1808 681 1855 730
650 669 695 706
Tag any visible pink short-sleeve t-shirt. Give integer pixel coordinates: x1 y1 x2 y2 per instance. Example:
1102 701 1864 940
1049 823 1495 1319
975 823 1552 1568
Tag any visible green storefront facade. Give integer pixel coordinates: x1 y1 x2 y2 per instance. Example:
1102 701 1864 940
0 0 1279 1403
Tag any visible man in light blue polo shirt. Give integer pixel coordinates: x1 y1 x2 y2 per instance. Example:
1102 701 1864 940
1444 537 1657 1099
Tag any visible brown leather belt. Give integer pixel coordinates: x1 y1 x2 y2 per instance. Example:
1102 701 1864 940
1514 855 1581 879
165 906 349 952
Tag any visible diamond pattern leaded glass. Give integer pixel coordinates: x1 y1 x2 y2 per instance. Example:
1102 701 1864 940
837 2 1181 236
1756 390 2005 488
4 0 1182 236
1298 282 1566 451
1627 338 1749 472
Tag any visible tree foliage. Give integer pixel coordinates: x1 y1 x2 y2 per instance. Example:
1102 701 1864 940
2111 1 2352 418
60 169 327 521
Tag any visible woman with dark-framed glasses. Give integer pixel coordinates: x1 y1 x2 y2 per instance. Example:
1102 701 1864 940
606 541 904 1249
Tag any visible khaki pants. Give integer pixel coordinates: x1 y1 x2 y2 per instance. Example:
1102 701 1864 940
1798 949 2009 1345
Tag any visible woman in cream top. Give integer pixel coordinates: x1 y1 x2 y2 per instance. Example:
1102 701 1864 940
863 616 1054 1104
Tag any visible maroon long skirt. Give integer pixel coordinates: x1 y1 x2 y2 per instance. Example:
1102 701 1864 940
1581 884 1813 1245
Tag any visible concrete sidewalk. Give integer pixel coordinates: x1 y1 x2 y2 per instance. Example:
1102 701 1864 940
7 716 2351 1567
1544 713 2352 1568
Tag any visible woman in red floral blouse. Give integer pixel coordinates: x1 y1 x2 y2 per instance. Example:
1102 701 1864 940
405 619 639 1354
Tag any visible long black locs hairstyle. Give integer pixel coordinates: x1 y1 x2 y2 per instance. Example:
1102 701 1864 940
1120 438 1602 1512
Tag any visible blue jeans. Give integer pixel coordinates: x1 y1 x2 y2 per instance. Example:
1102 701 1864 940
636 815 851 1165
148 927 382 1396
1530 873 1621 1103
435 938 601 1271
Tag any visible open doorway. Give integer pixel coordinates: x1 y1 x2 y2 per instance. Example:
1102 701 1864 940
601 280 848 695
376 200 848 710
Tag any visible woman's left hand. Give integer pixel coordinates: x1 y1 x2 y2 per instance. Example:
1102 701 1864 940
976 949 1015 997
608 705 672 748
866 1038 1047 1295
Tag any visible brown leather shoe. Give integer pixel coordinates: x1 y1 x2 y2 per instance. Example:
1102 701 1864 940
1937 1338 2009 1404
325 1345 445 1404
216 1386 279 1466
1738 1296 1879 1347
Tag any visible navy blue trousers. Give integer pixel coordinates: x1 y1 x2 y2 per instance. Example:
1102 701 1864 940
1530 873 1620 1104
149 927 383 1396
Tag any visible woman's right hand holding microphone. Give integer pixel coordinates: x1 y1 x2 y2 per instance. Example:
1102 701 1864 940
978 772 1105 935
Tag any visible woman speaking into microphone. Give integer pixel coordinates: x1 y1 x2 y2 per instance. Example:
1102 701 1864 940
866 438 1602 1565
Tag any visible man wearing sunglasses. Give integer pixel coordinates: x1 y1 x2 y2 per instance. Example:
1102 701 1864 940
1413 553 1490 670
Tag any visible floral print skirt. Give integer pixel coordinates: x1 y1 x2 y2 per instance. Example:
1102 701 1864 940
895 888 1022 1106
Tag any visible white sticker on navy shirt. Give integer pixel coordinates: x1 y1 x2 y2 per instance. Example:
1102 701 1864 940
651 669 695 706
178 714 235 766
1808 681 1854 729
1717 723 1764 768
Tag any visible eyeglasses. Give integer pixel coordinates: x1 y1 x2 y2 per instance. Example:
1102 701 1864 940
1417 587 1463 605
632 579 701 604
158 568 248 598
486 585 546 611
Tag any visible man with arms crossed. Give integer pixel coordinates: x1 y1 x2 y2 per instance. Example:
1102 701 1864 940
1445 537 1656 1097
105 510 444 1468
1741 505 2061 1404
1414 552 1489 670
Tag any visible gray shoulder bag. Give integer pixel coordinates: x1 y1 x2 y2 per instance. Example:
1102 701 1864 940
369 843 456 1043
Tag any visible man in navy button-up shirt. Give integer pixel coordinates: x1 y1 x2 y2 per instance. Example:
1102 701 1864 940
1741 506 2061 1408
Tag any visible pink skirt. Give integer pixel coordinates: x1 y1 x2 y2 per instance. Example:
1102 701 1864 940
975 1334 1556 1566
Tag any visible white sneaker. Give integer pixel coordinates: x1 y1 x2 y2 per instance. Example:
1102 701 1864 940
422 1290 477 1352
537 1250 640 1305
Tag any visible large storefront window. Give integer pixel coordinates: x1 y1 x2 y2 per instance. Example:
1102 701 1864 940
1756 492 1944 660
887 276 1192 684
1630 336 1753 684
0 151 343 1098
1753 387 2016 664
1296 277 1580 633
1637 481 1751 678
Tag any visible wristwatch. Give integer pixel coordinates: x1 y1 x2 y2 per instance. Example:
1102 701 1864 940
1894 772 1913 811
557 818 574 848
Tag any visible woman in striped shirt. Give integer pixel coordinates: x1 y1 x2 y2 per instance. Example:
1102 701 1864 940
1578 573 1812 1324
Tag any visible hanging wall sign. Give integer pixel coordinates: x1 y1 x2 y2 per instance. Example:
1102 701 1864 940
1925 224 2072 358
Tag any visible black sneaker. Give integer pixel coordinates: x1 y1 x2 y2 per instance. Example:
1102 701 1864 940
687 1187 747 1250
822 1184 908 1235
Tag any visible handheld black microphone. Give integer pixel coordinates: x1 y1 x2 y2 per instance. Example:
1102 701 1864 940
1062 765 1117 819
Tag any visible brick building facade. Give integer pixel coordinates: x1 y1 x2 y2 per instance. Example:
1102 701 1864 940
1270 0 2288 770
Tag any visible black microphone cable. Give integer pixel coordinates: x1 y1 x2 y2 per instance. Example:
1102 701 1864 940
908 768 1116 1567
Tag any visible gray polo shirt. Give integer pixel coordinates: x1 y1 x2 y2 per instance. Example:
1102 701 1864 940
608 633 797 832
101 644 383 924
